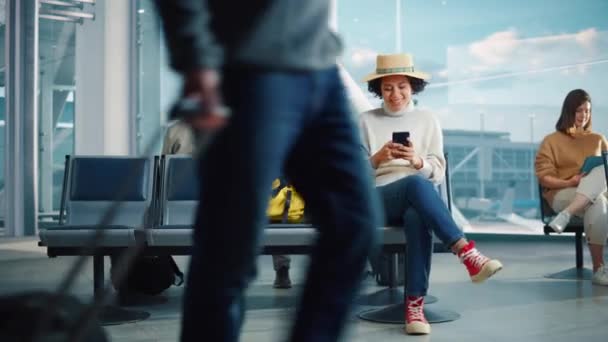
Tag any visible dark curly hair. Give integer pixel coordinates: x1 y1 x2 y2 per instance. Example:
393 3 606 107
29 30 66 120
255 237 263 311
367 76 428 99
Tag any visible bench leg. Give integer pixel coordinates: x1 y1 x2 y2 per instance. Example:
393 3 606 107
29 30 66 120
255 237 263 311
92 254 151 326
93 255 104 300
356 253 437 306
575 231 584 269
389 253 398 287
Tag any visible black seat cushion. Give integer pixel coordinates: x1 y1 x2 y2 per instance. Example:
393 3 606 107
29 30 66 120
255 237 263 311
70 158 149 201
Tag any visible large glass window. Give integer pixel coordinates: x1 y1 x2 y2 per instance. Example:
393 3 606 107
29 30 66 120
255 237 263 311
135 0 181 155
339 0 608 234
38 17 76 223
136 1 608 235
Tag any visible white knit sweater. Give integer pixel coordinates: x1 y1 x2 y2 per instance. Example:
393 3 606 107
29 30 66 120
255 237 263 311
359 103 446 187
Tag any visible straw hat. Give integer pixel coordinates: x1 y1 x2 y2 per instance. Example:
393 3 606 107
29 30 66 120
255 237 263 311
362 53 430 82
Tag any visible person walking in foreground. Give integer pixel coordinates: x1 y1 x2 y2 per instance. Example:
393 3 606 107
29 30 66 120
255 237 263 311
155 1 382 341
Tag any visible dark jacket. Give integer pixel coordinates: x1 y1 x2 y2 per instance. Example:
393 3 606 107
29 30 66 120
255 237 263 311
156 0 342 73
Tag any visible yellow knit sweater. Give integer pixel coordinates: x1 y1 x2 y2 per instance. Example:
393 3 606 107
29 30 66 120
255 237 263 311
535 130 608 204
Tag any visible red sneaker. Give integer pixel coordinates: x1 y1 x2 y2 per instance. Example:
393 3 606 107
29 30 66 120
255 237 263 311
458 240 503 283
405 296 431 335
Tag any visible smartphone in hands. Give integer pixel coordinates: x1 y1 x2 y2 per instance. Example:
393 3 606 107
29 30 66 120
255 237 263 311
392 131 410 146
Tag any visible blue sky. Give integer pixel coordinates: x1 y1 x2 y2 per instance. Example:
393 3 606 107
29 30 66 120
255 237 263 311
338 0 608 141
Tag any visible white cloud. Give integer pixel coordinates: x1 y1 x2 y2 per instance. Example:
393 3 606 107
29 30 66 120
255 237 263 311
575 28 599 48
468 29 520 68
529 57 543 68
350 48 377 67
444 28 608 106
436 68 449 78
453 28 605 80
577 64 589 74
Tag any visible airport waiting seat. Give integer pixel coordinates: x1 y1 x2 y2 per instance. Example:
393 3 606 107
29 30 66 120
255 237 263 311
145 155 198 247
38 155 156 325
538 184 591 280
38 155 155 300
39 156 154 248
147 155 336 251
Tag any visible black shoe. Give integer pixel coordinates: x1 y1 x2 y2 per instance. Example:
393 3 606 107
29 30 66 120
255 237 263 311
273 267 292 289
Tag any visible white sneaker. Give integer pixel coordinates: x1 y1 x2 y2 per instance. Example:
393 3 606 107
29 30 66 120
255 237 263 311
592 266 608 286
548 211 571 234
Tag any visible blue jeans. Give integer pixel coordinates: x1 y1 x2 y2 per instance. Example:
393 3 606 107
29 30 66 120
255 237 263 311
181 66 382 342
377 175 463 297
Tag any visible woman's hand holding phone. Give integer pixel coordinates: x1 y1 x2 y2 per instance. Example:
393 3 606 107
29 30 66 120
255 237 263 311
391 141 423 169
371 142 396 168
371 140 423 170
389 131 421 168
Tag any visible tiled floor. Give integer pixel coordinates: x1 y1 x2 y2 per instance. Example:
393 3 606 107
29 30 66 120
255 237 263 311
1 236 608 341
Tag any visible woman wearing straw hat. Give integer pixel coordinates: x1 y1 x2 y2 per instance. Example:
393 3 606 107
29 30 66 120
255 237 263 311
360 53 503 335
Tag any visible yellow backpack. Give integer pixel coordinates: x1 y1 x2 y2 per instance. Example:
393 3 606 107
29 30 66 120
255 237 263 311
267 178 305 223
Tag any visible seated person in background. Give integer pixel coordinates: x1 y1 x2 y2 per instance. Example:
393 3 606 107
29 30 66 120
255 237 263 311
162 120 293 288
162 120 196 155
359 53 503 335
535 88 608 286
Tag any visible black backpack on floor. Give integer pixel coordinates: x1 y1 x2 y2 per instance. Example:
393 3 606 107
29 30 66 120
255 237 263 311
111 254 184 296
369 252 406 286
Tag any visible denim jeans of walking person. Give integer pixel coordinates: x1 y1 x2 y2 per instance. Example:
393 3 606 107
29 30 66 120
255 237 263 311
378 175 464 297
181 66 382 342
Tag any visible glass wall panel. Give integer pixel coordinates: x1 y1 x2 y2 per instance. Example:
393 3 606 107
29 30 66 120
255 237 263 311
38 17 76 224
135 0 181 155
339 0 608 234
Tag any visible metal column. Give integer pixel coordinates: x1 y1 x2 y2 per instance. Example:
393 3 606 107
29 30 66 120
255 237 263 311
39 64 54 214
4 0 38 236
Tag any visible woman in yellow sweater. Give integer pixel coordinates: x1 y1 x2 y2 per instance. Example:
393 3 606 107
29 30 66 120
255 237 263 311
535 89 608 286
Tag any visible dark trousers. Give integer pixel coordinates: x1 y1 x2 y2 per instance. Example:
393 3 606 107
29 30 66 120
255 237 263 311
180 66 382 342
